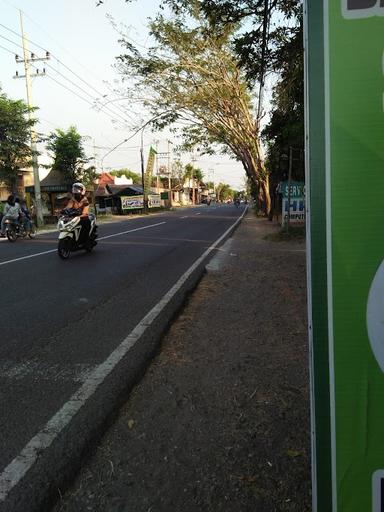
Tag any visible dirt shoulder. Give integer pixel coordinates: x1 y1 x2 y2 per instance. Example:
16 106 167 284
54 214 311 512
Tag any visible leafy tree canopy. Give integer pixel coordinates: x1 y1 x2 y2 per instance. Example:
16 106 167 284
110 168 142 183
46 126 96 188
0 90 36 191
215 181 234 201
116 1 271 212
159 0 304 189
183 163 204 183
157 0 301 83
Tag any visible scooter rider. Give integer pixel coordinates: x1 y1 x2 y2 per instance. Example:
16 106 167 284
65 183 91 245
0 195 21 237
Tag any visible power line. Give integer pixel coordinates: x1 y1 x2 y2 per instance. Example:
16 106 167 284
0 17 135 120
0 31 23 50
0 20 48 52
0 21 134 123
30 63 94 107
0 0 123 102
43 61 133 125
84 143 142 151
46 56 135 122
0 42 15 55
9 6 119 92
26 66 127 130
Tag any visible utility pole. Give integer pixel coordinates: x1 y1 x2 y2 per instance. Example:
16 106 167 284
191 148 198 205
286 146 293 231
155 140 160 194
167 140 173 206
14 11 50 227
208 168 215 202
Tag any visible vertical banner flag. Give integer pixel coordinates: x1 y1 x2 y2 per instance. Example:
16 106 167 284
144 146 157 198
306 1 384 511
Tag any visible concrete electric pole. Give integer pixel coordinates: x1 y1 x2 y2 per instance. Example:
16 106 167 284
13 11 50 227
167 140 173 205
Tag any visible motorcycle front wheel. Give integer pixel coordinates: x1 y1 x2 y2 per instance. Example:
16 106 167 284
6 228 17 242
58 238 71 259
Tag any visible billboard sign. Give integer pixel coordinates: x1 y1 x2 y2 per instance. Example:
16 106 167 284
280 181 305 224
121 194 161 210
306 1 384 510
148 194 161 208
121 195 143 210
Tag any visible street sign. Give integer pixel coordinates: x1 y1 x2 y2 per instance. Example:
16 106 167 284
279 181 305 224
306 1 384 510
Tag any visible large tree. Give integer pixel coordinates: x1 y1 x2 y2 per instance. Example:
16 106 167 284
195 0 304 184
262 16 304 186
163 0 304 196
117 3 272 213
0 90 36 192
46 126 96 188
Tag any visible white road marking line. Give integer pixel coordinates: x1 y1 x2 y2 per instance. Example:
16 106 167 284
0 206 248 502
195 212 201 215
0 361 95 383
98 222 165 241
0 222 167 267
180 216 188 219
0 249 57 267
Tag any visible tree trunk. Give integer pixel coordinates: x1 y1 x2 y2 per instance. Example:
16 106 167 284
240 152 271 216
260 175 271 217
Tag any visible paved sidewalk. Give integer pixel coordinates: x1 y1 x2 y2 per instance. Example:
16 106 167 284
54 213 311 512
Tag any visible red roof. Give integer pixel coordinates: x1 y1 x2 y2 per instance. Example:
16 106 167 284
97 172 115 185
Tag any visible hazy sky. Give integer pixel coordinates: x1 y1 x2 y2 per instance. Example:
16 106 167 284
0 0 248 189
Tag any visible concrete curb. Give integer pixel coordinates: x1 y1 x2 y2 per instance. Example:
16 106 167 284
0 208 248 512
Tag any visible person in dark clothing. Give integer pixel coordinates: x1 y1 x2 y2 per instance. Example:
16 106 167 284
65 183 91 245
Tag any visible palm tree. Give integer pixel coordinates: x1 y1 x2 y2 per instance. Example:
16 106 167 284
184 164 204 204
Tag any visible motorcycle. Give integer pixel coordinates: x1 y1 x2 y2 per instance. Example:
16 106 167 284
57 208 98 260
4 217 37 242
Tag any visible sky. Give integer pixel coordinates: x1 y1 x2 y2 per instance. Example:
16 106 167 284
0 0 252 190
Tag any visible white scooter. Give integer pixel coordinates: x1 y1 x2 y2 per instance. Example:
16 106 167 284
57 208 98 259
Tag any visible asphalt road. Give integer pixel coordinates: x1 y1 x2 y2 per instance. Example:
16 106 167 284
0 203 246 512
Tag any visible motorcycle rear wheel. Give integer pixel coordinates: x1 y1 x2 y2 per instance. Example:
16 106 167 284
6 229 17 242
85 237 97 253
28 226 37 239
58 238 71 259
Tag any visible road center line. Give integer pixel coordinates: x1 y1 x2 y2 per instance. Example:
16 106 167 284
0 249 57 267
98 221 166 241
0 207 247 502
0 221 167 267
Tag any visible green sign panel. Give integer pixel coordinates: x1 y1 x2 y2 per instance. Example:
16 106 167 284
280 181 305 198
306 1 384 510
